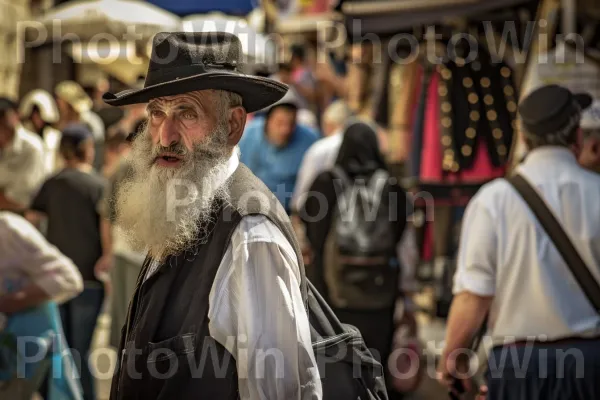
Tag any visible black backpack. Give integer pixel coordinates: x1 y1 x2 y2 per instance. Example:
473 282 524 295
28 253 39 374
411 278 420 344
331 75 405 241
323 167 400 310
306 279 389 399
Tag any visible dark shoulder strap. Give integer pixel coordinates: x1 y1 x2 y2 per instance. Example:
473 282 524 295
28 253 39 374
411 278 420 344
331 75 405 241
507 174 600 314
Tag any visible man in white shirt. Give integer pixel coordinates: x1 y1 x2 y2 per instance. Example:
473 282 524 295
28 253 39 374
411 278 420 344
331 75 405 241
0 211 83 313
578 100 600 173
19 89 64 174
291 100 351 214
102 32 321 400
438 85 600 399
0 98 46 211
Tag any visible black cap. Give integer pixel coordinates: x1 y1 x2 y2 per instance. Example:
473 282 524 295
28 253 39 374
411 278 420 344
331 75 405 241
0 97 17 118
61 123 93 146
518 85 592 136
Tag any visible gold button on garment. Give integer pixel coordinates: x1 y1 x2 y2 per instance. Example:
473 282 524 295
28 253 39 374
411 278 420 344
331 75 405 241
444 149 454 157
456 58 466 67
484 94 494 105
470 110 480 121
468 93 479 104
438 85 448 96
498 145 507 156
463 77 473 88
504 86 514 96
443 161 453 171
441 102 452 112
441 68 452 80
493 128 503 139
501 67 511 78
462 145 472 156
451 162 460 172
466 127 476 138
507 101 517 112
487 110 497 121
442 117 452 128
442 135 452 146
481 77 491 88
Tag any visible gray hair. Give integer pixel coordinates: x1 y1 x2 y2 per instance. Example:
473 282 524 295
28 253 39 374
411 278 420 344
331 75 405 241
322 100 351 127
217 90 243 110
522 107 581 149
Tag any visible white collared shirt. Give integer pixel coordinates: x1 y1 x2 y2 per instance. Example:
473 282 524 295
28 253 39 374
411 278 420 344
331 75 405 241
0 126 47 207
454 147 600 345
146 150 322 399
291 130 343 213
0 211 83 304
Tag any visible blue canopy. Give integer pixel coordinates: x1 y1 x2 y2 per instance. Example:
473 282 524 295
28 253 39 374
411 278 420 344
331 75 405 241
146 0 256 16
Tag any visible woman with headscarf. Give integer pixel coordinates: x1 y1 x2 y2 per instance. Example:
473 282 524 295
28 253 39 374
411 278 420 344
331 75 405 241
19 89 62 174
300 121 417 400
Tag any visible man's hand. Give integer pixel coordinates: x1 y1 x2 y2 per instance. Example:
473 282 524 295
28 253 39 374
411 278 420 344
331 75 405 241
94 254 113 280
436 350 474 398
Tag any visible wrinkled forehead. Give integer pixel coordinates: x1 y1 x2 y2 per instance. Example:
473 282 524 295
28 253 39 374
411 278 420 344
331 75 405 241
147 90 217 112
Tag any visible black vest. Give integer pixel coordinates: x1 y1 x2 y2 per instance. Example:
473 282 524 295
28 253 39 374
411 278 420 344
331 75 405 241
110 164 307 400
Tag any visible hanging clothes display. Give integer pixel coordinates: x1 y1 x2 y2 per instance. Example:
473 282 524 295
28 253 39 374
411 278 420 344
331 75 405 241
408 66 430 180
387 61 421 164
413 45 518 188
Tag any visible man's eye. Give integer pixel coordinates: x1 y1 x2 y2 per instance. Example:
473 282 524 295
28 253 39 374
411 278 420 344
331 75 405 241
150 110 165 119
182 111 196 120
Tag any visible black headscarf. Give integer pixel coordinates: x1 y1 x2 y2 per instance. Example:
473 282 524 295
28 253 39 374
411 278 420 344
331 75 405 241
334 121 387 178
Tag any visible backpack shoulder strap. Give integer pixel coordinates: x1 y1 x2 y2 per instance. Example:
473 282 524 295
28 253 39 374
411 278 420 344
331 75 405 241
367 169 389 197
507 173 600 314
330 166 352 188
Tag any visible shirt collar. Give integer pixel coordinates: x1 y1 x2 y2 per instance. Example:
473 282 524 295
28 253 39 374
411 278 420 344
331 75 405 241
522 146 579 168
330 128 344 138
227 148 240 178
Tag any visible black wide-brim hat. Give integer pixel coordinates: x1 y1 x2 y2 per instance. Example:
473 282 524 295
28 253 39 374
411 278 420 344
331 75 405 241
103 32 288 113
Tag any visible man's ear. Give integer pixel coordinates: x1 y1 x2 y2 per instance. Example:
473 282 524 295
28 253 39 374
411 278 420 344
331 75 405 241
591 137 600 158
227 106 246 146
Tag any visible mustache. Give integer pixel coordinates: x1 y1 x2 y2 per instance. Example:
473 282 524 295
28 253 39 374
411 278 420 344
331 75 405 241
151 143 188 158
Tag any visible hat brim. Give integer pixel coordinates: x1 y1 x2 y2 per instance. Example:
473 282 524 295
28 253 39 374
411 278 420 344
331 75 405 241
102 72 288 113
574 93 593 111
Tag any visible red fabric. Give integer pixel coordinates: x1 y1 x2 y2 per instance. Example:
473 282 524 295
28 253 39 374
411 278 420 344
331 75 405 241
421 220 433 262
419 72 444 182
457 138 505 182
418 71 505 186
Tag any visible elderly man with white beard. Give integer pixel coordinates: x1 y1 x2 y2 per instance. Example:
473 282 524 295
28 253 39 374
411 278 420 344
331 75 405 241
102 32 322 400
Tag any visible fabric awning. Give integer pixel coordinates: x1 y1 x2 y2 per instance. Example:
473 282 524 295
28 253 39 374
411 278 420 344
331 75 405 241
181 13 278 69
28 0 180 43
340 0 534 37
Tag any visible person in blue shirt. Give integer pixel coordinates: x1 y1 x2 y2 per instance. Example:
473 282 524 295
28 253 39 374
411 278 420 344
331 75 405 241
239 92 319 214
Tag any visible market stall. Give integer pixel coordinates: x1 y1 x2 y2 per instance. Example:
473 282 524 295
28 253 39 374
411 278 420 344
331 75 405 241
335 0 542 319
20 0 180 95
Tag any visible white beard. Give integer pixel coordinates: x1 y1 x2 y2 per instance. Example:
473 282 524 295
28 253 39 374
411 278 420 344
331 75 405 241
115 122 232 261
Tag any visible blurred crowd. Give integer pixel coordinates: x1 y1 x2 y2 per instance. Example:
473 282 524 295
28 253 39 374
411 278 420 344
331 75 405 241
0 40 418 400
2 34 600 400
